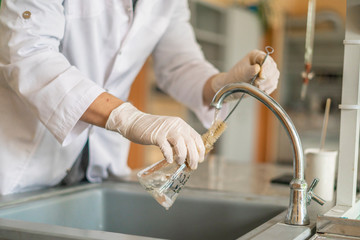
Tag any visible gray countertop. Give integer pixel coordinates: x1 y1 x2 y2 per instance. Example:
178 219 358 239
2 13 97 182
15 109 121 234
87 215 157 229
186 156 292 198
122 155 294 207
124 155 335 218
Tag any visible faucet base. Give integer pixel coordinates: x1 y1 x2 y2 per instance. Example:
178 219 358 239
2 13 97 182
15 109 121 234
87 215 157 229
285 179 309 225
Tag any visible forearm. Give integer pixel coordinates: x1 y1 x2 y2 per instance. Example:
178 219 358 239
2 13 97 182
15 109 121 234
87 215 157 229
80 92 124 128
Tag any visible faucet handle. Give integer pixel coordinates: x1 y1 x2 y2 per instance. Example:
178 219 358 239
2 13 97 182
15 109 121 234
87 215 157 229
307 178 326 206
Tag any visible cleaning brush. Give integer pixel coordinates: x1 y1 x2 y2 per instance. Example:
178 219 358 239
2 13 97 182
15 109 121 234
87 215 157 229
201 120 227 155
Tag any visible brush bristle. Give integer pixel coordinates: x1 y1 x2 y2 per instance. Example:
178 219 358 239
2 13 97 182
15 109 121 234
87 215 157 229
202 120 227 154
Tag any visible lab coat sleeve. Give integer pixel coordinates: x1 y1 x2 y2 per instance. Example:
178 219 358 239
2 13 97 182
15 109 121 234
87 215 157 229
152 0 220 129
0 0 105 145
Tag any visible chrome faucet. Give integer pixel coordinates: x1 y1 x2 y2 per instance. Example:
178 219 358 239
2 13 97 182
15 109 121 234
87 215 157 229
211 82 325 226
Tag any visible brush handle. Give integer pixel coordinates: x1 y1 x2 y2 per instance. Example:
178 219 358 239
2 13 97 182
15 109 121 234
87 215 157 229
320 98 331 151
201 121 227 154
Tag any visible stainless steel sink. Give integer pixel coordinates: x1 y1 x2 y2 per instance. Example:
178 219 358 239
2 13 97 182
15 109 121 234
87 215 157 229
0 182 286 240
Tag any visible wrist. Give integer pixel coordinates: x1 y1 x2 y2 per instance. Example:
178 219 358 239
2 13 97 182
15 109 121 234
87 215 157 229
80 92 124 128
210 72 228 93
105 102 142 136
203 73 227 106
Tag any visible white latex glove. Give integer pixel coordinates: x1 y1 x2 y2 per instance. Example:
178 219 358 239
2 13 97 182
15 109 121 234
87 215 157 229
211 49 280 100
105 102 205 169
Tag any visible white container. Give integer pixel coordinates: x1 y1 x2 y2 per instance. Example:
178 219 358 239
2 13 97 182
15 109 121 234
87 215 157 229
305 148 338 201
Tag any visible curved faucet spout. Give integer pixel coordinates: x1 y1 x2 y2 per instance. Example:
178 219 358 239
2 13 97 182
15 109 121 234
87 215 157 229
211 82 309 225
211 83 304 179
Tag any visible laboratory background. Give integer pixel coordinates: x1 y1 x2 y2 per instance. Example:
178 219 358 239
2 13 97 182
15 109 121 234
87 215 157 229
2 0 360 240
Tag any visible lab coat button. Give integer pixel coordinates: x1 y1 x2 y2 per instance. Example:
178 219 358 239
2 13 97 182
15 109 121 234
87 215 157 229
127 7 132 12
22 11 31 19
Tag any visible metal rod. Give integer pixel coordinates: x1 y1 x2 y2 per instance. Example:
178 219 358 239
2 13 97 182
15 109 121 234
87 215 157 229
300 0 317 100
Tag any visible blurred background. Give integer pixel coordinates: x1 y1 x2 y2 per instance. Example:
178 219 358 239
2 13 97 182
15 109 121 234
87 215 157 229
127 0 346 169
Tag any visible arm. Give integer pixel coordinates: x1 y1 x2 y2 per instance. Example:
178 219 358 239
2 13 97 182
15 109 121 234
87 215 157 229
80 92 124 128
0 0 104 144
152 1 279 127
0 0 204 168
202 74 218 106
152 0 219 128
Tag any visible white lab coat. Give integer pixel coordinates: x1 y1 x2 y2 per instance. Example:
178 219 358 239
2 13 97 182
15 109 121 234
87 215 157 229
0 0 219 195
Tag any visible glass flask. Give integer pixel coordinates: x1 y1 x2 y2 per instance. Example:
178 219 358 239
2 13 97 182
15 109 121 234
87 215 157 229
137 120 226 210
137 159 191 210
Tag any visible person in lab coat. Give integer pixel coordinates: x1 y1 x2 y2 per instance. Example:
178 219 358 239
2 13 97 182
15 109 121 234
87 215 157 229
0 0 280 195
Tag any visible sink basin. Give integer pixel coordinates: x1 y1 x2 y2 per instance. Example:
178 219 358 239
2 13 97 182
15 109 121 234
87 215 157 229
0 182 286 240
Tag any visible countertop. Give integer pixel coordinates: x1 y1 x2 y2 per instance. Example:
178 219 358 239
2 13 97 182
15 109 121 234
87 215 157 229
124 155 335 217
122 155 294 207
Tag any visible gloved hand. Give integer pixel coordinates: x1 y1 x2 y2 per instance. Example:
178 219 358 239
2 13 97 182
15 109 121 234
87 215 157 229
211 49 280 101
105 102 205 169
